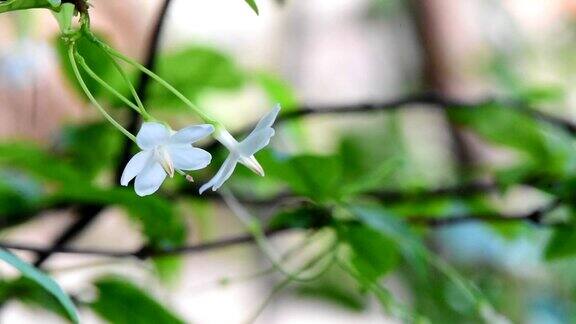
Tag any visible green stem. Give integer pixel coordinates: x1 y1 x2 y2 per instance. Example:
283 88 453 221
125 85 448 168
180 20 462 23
220 188 334 282
335 257 418 322
85 32 219 126
106 54 148 117
75 53 151 119
68 44 137 142
244 248 336 324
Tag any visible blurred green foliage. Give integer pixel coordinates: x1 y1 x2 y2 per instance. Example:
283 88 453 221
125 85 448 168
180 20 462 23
3 5 576 322
91 276 185 324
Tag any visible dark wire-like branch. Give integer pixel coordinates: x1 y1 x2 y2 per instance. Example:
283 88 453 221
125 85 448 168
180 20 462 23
0 200 564 259
278 94 576 135
203 92 576 152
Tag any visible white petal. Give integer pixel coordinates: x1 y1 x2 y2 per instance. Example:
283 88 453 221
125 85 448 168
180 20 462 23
215 129 239 152
170 124 214 144
240 128 275 156
120 151 152 186
134 162 167 196
239 155 265 176
253 104 281 132
199 154 238 194
168 145 212 171
137 122 170 150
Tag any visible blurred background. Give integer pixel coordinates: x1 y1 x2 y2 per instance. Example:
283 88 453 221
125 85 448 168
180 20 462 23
1 0 576 323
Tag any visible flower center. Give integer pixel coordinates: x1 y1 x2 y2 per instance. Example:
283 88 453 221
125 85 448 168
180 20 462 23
153 145 174 177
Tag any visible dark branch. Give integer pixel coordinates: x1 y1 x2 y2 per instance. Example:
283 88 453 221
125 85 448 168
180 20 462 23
408 199 563 228
203 93 576 152
277 94 576 136
2 200 564 259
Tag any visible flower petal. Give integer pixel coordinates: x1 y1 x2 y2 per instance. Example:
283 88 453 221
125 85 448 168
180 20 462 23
168 145 212 171
253 104 281 132
137 122 170 150
239 155 265 176
199 154 238 194
134 162 167 196
240 128 275 156
170 124 214 144
120 151 152 186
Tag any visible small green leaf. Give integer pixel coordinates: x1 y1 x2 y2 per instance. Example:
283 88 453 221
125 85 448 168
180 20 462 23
0 278 73 321
0 249 78 323
53 3 75 33
58 122 121 179
55 34 116 101
244 0 259 14
255 72 298 109
345 225 399 282
0 0 60 13
150 46 245 109
91 276 185 324
262 153 343 201
267 205 331 230
544 227 576 260
0 143 83 184
349 204 428 278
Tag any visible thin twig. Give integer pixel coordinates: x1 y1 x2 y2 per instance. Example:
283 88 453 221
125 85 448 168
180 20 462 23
1 200 565 259
202 93 576 152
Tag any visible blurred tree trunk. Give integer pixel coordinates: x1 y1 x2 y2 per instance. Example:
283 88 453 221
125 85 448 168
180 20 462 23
406 0 475 179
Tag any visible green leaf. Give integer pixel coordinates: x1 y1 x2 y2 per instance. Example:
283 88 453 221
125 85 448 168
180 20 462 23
0 143 83 184
261 153 343 201
0 278 73 321
255 72 298 109
267 205 331 230
0 179 40 229
344 225 399 282
544 227 576 261
244 0 259 14
91 276 185 324
0 0 60 13
450 104 548 160
55 34 116 101
0 249 78 323
349 204 428 278
150 46 245 109
254 72 309 146
57 122 121 179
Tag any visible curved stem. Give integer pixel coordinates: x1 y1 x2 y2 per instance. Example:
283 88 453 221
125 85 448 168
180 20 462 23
86 33 219 125
335 256 419 322
68 45 137 142
220 188 334 282
75 53 148 118
107 55 149 118
244 248 336 324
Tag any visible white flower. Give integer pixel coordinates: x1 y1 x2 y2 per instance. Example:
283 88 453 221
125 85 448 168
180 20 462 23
121 122 214 196
200 104 281 194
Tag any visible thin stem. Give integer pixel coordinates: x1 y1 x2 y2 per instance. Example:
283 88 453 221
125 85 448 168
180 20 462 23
68 45 137 142
87 34 218 125
75 53 146 117
106 55 149 118
335 257 419 322
244 249 336 324
221 188 334 282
